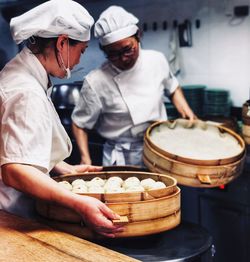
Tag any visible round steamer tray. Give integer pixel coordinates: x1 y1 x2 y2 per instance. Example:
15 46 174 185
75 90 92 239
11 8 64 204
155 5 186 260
241 124 250 145
143 138 245 188
145 119 245 166
242 101 250 125
36 171 181 239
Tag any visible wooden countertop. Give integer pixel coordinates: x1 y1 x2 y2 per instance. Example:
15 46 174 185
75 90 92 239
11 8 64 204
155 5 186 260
0 210 140 262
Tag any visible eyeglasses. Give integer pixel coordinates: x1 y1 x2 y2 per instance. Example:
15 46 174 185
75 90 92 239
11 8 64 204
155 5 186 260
105 44 137 62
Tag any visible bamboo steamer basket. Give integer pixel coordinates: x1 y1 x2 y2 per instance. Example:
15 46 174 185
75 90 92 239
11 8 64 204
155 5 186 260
143 141 245 187
143 120 246 187
145 119 245 166
241 124 250 145
36 171 181 239
241 100 250 144
242 100 250 125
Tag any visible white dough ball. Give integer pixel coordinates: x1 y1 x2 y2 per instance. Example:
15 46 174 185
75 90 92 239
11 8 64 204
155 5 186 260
90 177 105 187
106 176 123 186
150 181 166 190
140 178 156 190
105 186 125 193
125 185 145 192
71 179 86 187
86 180 99 188
72 183 87 190
72 185 88 194
103 181 120 191
58 181 72 191
123 176 141 189
88 185 105 193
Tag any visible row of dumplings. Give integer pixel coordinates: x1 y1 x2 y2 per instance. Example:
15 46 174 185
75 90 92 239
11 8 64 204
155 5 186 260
58 176 167 194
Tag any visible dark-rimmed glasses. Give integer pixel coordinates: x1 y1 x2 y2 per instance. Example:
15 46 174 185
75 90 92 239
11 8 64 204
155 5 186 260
105 44 137 62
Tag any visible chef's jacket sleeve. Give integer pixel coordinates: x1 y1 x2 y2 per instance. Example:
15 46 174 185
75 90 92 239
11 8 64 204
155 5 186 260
0 90 52 173
71 79 102 129
161 54 179 97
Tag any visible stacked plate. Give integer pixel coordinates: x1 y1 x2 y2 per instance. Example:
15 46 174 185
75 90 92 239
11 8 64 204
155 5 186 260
165 102 179 119
182 85 206 117
203 88 231 117
241 100 250 144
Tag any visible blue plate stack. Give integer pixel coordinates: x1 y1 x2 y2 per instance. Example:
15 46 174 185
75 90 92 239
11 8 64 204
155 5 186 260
182 85 206 117
165 102 179 120
203 88 231 117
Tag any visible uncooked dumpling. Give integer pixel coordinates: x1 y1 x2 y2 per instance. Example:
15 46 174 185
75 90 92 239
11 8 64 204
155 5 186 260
86 180 103 188
58 175 166 195
106 176 123 186
150 181 166 190
58 181 72 191
90 177 105 187
88 185 105 193
104 182 119 191
140 178 156 190
71 179 86 187
125 185 145 192
123 177 141 189
105 187 125 193
72 185 88 194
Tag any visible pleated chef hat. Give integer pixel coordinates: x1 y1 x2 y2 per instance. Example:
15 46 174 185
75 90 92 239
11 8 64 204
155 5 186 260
94 6 139 46
10 0 94 44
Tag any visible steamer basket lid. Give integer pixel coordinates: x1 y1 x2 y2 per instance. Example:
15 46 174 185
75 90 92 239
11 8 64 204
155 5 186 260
146 119 245 166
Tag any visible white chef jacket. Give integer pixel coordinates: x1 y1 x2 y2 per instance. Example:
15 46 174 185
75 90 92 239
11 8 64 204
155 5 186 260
72 48 178 166
0 47 72 218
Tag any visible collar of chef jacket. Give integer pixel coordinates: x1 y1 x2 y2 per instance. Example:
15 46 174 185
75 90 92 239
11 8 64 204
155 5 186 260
111 48 167 126
19 47 49 92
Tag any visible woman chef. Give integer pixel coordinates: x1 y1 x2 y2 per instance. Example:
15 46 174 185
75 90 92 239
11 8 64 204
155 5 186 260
0 0 123 238
72 6 195 166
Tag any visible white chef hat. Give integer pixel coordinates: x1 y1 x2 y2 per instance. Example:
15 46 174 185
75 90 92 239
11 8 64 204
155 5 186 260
94 6 139 46
10 0 94 44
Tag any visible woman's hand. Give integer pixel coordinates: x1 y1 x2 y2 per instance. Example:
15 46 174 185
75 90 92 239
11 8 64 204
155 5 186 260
76 195 124 237
53 161 102 176
3 163 121 238
73 164 102 173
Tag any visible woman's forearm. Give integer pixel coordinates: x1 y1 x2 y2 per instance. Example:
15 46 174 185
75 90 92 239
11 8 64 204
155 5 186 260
1 163 76 205
171 86 196 120
1 163 121 237
72 123 92 164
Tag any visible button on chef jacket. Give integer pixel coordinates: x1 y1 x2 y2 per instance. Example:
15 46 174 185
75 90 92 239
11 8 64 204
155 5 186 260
0 47 72 218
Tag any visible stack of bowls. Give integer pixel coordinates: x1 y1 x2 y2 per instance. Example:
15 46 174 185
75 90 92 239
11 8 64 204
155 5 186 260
241 100 250 144
203 88 231 117
182 85 206 118
165 102 179 119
